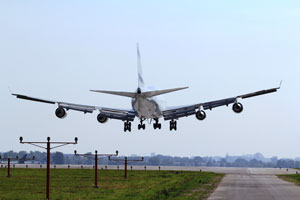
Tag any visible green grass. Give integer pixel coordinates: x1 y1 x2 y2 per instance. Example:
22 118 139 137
0 168 223 200
278 173 300 186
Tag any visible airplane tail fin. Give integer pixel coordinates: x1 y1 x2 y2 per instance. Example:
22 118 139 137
137 43 144 88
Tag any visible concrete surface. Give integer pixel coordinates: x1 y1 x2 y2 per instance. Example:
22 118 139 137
208 170 300 200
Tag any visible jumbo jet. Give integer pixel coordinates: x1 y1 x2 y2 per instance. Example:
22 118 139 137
12 45 281 132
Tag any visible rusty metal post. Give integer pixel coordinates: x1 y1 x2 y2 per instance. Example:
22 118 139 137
0 155 34 178
109 156 143 179
7 158 10 178
19 136 77 200
74 150 118 189
125 157 127 179
46 137 50 200
94 151 98 188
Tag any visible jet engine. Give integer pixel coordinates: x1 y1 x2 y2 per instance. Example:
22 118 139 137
195 110 206 120
97 113 108 123
232 102 243 113
55 107 67 119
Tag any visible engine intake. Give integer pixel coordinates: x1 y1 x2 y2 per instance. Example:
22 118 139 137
232 102 243 113
55 107 67 119
196 110 206 120
97 113 108 123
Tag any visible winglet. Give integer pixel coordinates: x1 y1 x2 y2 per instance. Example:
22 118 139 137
278 80 282 89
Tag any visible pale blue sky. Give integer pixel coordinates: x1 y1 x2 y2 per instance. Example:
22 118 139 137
0 1 299 158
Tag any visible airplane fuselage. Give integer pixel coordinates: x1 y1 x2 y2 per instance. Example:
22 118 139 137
131 94 163 119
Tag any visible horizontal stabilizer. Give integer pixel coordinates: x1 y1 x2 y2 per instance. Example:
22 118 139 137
90 90 136 98
143 87 188 97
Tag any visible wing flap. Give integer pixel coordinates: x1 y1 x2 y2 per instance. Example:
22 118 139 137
99 108 135 121
163 106 196 120
59 102 95 113
238 88 278 99
203 97 236 110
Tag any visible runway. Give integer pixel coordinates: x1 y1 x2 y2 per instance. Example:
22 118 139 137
208 169 300 200
2 164 300 199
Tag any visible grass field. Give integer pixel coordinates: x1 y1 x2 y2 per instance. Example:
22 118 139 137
0 168 223 200
278 173 300 186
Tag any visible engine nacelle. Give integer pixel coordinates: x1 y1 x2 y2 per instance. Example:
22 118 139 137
195 110 206 120
97 113 108 123
55 107 67 119
232 102 243 113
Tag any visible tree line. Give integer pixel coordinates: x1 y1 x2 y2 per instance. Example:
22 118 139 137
1 150 300 168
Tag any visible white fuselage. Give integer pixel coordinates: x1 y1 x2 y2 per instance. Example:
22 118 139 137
131 94 163 119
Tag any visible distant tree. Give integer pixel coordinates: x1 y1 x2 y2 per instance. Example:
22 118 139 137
233 158 248 167
270 156 278 163
52 152 65 164
148 157 160 166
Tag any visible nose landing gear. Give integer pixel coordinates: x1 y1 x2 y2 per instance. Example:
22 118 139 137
170 120 177 131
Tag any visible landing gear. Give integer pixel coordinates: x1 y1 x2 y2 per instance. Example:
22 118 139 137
169 120 177 131
124 121 131 132
138 119 146 130
153 119 161 130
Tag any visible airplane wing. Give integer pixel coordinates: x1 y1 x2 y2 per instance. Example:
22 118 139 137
162 84 281 120
12 93 135 121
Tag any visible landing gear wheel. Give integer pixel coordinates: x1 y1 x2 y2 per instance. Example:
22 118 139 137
169 120 177 131
153 119 161 130
138 119 146 130
124 121 131 132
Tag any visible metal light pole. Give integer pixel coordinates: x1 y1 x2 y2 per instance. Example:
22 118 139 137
74 150 118 188
0 155 35 178
20 136 78 200
108 156 144 179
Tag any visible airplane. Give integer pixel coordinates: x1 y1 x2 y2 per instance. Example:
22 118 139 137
12 45 281 132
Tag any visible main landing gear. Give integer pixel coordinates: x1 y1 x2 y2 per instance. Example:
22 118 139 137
153 119 161 130
169 120 177 131
124 121 131 132
138 119 146 130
